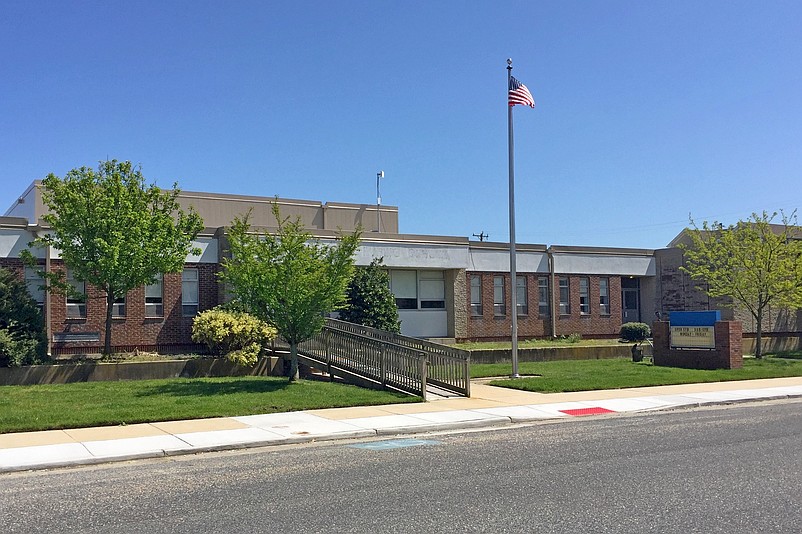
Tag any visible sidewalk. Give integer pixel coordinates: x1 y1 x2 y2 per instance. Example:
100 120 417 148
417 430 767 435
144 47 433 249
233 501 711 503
2 376 802 473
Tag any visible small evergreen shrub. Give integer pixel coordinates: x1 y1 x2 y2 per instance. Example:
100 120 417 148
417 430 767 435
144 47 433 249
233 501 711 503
340 258 401 333
191 307 277 366
620 322 651 342
0 268 48 367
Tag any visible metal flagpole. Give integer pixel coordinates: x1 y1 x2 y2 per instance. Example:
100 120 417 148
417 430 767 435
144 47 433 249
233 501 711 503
507 58 520 378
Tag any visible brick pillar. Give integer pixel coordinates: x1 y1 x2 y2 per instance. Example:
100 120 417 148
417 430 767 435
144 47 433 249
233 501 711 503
651 320 670 363
451 269 467 339
714 321 743 369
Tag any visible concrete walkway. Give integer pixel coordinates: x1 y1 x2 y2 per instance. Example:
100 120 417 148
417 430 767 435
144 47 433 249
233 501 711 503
2 376 802 473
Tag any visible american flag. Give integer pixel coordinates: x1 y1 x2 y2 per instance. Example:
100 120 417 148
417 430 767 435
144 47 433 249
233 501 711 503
508 76 535 108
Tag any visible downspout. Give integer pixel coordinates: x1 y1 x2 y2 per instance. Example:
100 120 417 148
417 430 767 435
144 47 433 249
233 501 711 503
45 242 51 357
548 248 557 338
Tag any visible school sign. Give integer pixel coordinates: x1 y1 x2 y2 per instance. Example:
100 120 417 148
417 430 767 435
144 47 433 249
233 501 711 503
652 311 742 370
669 311 719 349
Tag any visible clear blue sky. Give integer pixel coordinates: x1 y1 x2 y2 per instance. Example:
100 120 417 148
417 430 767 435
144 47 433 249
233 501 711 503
2 1 801 249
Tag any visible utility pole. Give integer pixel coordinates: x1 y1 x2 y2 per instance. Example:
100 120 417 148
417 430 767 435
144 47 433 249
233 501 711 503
472 232 488 242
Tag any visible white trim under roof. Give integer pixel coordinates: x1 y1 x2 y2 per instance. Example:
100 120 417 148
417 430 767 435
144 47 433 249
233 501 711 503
551 253 656 276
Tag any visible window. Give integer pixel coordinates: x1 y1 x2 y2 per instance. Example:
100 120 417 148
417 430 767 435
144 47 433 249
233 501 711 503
25 267 44 308
182 269 199 316
599 277 610 315
493 275 505 316
145 274 163 317
112 295 126 317
66 270 86 319
390 270 417 309
579 277 590 315
419 271 445 309
516 275 528 316
470 275 482 316
538 276 550 316
390 270 446 310
558 277 570 315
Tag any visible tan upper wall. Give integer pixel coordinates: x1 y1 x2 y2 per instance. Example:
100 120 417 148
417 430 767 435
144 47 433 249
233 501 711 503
3 181 399 233
177 191 398 232
325 202 397 233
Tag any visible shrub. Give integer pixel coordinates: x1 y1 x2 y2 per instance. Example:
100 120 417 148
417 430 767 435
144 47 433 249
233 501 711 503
226 343 264 367
0 268 48 367
0 330 47 367
191 307 277 366
563 333 582 343
620 322 651 342
340 258 401 333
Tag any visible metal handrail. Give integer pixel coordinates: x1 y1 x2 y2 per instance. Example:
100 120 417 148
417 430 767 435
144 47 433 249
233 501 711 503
323 319 470 397
297 326 429 398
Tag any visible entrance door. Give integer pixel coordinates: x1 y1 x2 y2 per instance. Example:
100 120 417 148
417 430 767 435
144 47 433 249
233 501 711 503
621 277 640 323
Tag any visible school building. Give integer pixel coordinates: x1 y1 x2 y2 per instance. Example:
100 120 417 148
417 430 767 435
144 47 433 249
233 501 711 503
1 181 797 355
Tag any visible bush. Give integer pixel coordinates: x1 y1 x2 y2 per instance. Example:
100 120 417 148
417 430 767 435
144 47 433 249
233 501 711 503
340 258 400 333
0 330 47 367
620 322 651 342
192 307 277 366
0 268 48 367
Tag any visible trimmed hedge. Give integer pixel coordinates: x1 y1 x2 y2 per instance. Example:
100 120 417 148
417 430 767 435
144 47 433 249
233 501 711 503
620 322 651 342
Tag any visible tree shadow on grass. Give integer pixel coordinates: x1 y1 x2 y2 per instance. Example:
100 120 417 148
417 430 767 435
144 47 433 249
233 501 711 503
770 352 802 360
136 377 292 398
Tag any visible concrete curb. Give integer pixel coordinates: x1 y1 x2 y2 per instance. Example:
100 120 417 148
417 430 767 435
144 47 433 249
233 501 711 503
3 391 801 474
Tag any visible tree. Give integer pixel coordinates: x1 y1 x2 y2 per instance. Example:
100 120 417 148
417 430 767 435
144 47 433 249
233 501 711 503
221 205 361 381
680 211 802 358
24 160 204 355
0 268 48 366
340 258 400 333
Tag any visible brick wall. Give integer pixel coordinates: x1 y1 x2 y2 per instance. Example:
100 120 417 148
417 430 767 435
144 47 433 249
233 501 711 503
463 272 624 341
654 247 802 339
0 259 219 354
654 248 714 313
0 258 25 277
554 275 622 338
652 320 742 369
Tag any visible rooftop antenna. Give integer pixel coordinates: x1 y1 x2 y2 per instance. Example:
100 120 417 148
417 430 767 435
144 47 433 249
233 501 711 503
376 170 384 232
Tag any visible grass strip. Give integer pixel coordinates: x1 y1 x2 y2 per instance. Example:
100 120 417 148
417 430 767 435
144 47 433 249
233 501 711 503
457 338 623 350
0 376 419 434
473 356 802 393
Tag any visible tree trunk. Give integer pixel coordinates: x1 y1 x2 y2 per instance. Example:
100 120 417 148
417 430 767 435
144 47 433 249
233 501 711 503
104 290 114 356
288 342 299 382
754 307 763 359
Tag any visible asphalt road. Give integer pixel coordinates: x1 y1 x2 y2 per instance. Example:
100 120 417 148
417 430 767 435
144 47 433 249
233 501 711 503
2 400 801 533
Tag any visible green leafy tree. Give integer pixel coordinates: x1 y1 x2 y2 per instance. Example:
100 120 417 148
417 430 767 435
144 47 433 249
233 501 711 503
0 268 48 366
221 205 361 381
23 160 204 355
680 211 802 358
340 258 400 333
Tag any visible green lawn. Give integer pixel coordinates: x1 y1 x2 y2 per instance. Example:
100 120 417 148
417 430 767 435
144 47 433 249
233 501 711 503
0 376 419 434
474 356 802 393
